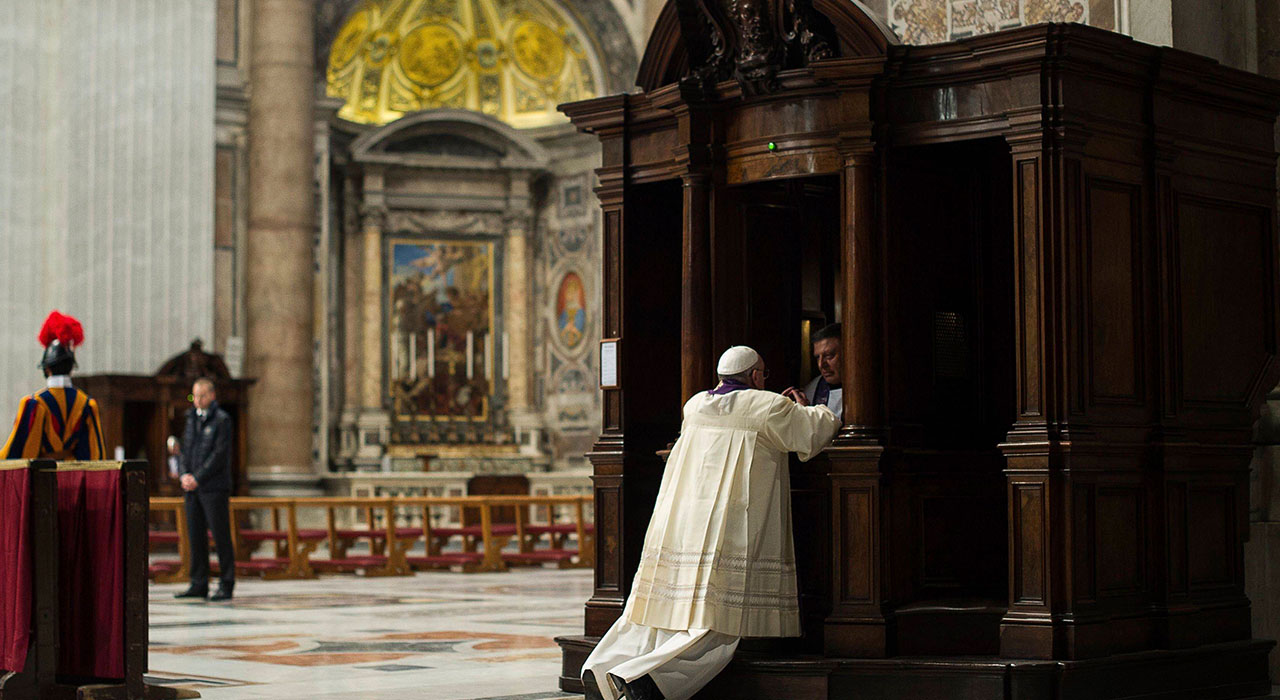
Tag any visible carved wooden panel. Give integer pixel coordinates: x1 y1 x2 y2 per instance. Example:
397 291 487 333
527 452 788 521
1011 481 1046 605
1072 484 1096 602
1166 481 1189 596
1187 485 1234 589
840 485 875 602
1015 157 1042 419
1175 196 1273 408
1096 487 1145 596
1085 178 1144 406
596 484 622 590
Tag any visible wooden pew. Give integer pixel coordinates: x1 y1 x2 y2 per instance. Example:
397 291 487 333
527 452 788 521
147 498 189 584
491 495 594 569
395 497 500 572
227 498 325 579
294 498 411 576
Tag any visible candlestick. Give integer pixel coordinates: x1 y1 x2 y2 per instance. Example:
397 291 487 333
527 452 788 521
484 332 493 379
466 331 474 380
427 328 435 378
502 332 509 380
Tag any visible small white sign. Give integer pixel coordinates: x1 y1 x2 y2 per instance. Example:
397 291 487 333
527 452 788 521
224 336 245 377
600 339 619 389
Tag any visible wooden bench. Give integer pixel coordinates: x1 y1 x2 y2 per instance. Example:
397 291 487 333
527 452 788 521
293 498 410 576
145 494 595 578
148 497 190 584
228 498 327 579
496 495 594 569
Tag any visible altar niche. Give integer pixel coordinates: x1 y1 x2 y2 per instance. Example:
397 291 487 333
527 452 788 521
559 3 1280 698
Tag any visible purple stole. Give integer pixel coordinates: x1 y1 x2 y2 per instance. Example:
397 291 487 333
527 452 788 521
708 379 751 396
812 377 831 407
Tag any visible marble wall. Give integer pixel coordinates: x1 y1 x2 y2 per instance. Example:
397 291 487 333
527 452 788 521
0 0 215 407
535 128 605 470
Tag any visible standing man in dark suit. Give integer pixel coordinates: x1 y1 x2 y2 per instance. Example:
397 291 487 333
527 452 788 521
173 377 235 601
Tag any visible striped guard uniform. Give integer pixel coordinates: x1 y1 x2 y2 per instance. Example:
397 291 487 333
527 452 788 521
1 386 105 460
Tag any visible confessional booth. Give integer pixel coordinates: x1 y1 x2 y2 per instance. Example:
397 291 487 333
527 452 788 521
555 1 1280 697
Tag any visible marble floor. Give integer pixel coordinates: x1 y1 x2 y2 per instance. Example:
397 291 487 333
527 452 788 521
146 569 590 700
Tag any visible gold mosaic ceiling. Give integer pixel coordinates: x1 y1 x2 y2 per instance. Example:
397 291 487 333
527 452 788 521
327 0 602 128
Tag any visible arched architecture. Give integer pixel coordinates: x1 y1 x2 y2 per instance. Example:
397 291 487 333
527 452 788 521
309 0 639 490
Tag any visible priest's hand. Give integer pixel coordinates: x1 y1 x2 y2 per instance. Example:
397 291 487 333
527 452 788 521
180 474 198 492
782 387 809 405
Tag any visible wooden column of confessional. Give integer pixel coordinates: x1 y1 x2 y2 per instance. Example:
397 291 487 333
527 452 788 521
557 2 1280 697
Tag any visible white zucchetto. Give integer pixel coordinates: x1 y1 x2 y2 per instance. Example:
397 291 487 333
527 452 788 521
717 346 760 375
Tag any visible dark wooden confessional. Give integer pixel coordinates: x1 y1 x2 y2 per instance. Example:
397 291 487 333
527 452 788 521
555 0 1280 697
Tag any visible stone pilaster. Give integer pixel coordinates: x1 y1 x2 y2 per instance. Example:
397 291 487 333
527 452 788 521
244 0 317 491
356 191 390 467
504 203 539 454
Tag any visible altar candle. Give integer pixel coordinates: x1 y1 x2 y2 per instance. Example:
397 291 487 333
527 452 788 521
484 333 493 379
427 328 435 377
466 331 474 379
393 332 401 378
502 332 509 380
409 333 416 379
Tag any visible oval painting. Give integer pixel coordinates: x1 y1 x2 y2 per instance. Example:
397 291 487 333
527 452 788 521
556 272 587 349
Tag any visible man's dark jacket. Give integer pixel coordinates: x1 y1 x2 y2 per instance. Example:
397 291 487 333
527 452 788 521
180 401 232 493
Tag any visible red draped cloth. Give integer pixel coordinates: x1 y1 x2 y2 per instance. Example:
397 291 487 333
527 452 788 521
56 466 124 679
0 463 32 673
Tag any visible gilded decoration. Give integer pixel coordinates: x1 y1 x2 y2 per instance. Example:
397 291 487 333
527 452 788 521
327 0 602 128
388 239 495 422
889 0 1105 43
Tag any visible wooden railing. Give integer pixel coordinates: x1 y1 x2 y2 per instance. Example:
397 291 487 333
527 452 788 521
148 495 594 580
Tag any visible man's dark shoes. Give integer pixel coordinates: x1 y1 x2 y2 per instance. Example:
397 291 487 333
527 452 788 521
608 673 665 700
174 587 207 599
209 587 233 602
582 671 605 700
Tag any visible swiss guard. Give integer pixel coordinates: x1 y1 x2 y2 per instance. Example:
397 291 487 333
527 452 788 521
1 310 105 459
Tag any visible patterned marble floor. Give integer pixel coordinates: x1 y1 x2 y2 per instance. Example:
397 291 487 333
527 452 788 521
146 569 590 700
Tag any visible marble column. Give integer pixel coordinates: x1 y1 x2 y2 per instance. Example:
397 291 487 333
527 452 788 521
503 179 539 453
340 176 365 462
244 0 316 488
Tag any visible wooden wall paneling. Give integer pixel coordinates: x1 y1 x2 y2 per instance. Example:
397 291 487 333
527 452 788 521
1001 468 1054 659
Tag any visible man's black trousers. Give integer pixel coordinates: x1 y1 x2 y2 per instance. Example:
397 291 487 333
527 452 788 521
185 489 235 592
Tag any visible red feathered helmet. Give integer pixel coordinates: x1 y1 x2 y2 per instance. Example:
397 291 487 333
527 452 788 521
37 310 85 371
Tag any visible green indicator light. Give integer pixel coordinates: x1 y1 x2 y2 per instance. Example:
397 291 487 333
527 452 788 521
767 141 777 151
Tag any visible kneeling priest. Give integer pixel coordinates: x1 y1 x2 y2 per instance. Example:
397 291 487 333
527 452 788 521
582 345 841 700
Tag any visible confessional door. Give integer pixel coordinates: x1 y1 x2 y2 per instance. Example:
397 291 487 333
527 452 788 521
879 138 1016 655
711 175 841 651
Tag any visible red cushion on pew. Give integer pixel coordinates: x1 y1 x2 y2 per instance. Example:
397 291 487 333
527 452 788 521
332 527 420 539
149 531 181 544
235 558 290 572
503 549 578 563
311 555 388 569
406 552 483 567
148 561 181 576
240 528 329 541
